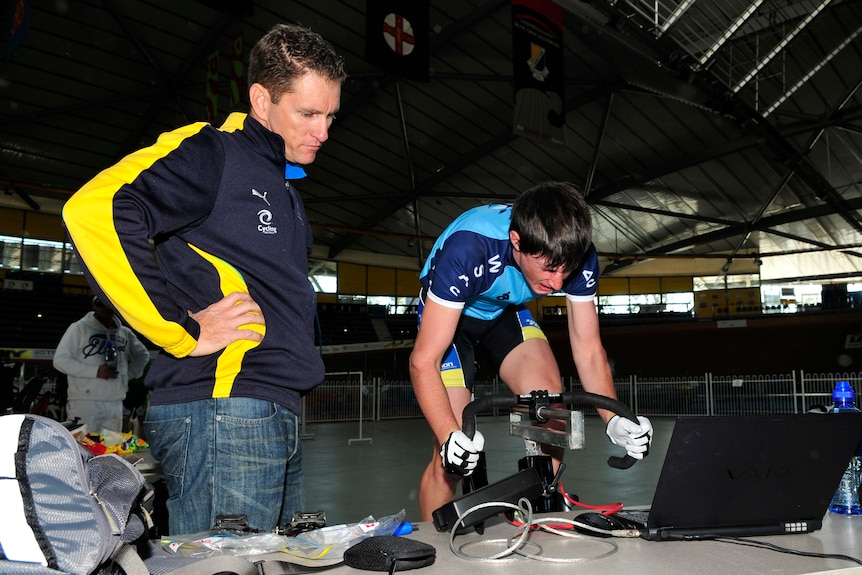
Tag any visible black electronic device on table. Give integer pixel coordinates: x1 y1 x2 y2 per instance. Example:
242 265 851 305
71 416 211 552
613 412 862 541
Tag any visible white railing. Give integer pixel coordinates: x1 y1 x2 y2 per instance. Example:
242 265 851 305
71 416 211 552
300 371 862 425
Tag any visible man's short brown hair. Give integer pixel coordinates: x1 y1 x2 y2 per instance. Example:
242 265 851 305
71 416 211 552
248 23 346 103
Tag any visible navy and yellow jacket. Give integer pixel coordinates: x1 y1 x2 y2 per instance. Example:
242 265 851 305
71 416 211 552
63 113 325 414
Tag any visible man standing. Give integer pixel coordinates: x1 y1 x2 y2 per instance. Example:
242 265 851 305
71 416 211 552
63 23 346 535
53 297 150 433
410 182 653 521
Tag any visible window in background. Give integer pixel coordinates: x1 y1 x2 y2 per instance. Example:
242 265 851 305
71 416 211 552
309 259 337 293
693 273 760 291
0 235 79 274
664 292 694 315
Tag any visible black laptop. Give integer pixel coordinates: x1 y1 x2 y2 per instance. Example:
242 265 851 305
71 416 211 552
614 412 862 541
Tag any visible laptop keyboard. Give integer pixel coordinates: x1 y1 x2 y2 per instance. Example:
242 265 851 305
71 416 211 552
615 509 650 526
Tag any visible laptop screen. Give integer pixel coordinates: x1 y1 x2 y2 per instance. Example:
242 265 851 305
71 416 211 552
646 413 862 535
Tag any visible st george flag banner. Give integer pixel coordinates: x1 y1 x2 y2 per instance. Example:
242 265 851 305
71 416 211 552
365 0 430 81
5 0 30 60
512 0 565 146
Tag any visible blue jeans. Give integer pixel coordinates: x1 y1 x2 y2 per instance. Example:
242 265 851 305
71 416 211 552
144 397 303 535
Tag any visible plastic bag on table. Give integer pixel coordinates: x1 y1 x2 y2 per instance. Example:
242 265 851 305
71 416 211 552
281 509 406 563
161 531 291 558
160 509 406 563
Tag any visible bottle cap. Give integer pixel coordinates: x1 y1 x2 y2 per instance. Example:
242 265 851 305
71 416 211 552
833 380 856 403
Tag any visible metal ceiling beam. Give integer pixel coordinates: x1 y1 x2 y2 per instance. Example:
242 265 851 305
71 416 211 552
583 92 613 198
0 89 164 129
644 196 862 257
837 121 862 136
732 0 831 94
0 1 204 131
326 80 621 259
659 0 697 37
4 186 41 211
589 103 862 201
589 132 761 202
604 188 862 274
581 0 861 251
114 10 235 157
764 24 862 117
326 129 515 259
101 0 167 81
728 75 862 263
696 1 764 68
593 199 734 227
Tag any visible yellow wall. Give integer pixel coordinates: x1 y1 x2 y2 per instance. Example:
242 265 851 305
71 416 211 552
598 276 693 295
367 266 395 295
0 208 66 240
0 208 25 236
598 277 629 296
338 262 367 295
662 276 694 293
25 212 66 241
396 269 420 297
316 293 337 304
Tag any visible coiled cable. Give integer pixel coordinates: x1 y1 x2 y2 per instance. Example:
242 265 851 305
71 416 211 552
448 497 619 564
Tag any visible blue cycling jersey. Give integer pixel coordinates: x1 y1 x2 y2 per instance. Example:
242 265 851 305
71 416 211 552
419 203 599 321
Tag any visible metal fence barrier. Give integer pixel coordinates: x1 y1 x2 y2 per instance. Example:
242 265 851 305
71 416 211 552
300 371 861 426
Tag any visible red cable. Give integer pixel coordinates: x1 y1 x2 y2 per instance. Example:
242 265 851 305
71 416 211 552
503 482 626 530
559 482 624 515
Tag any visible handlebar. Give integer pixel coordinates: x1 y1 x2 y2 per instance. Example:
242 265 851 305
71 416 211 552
461 391 644 469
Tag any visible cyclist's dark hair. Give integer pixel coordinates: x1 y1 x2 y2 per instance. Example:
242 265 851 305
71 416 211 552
510 182 593 272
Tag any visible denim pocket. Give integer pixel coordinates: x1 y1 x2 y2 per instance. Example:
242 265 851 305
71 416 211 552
215 400 296 469
143 414 191 498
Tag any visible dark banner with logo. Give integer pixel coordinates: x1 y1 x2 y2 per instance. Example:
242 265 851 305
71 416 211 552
512 0 565 146
365 0 430 81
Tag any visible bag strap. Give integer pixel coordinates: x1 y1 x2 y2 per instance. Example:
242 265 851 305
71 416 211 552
161 556 259 575
255 560 344 575
111 543 151 575
112 542 259 575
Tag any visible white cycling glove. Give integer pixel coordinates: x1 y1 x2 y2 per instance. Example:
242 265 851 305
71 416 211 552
441 430 485 476
606 415 653 460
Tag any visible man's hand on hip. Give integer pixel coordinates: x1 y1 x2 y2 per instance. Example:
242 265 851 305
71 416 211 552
189 292 265 357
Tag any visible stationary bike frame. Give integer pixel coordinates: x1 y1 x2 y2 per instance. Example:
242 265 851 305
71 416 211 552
431 391 646 532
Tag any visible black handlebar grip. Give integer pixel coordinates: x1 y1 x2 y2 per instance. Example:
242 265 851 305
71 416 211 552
461 394 516 439
561 392 648 469
608 453 638 469
460 391 647 469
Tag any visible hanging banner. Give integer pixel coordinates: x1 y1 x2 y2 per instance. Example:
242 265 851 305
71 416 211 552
229 32 244 107
205 49 219 123
4 0 31 60
365 0 430 81
512 0 565 146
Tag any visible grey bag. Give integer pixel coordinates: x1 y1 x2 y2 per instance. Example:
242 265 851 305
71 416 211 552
0 414 256 575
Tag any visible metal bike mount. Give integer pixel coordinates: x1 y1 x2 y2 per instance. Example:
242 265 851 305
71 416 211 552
432 390 645 533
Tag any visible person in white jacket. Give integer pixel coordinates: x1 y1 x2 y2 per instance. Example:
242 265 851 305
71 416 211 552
53 296 150 432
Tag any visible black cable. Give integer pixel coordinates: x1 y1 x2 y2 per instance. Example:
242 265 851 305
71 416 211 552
715 537 862 566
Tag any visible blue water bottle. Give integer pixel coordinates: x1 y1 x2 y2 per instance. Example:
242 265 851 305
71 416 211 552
104 339 117 368
828 380 862 515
